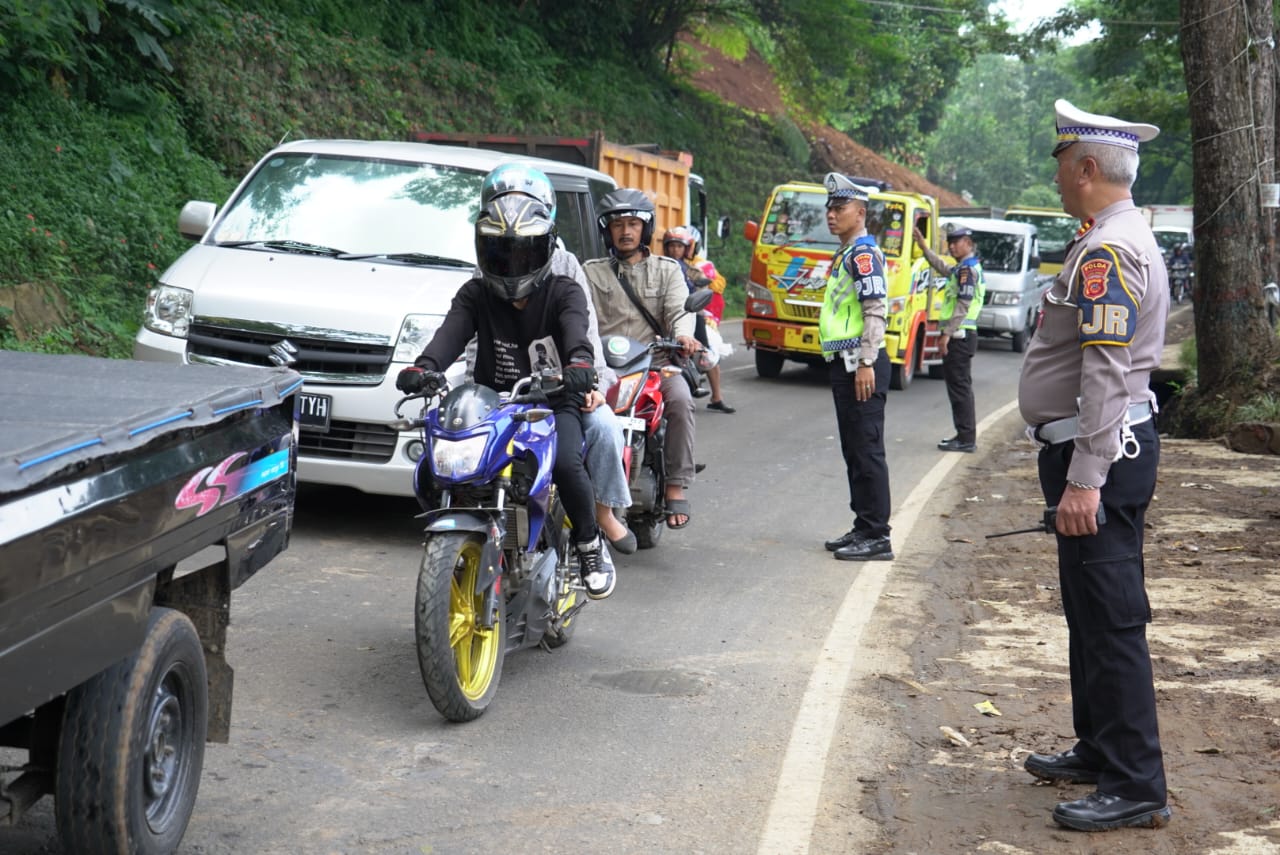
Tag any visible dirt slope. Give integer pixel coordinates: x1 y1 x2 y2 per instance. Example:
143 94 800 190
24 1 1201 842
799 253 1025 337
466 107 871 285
680 38 969 207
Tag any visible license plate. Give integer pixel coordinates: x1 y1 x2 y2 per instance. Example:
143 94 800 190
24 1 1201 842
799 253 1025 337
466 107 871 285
618 415 646 433
297 392 332 433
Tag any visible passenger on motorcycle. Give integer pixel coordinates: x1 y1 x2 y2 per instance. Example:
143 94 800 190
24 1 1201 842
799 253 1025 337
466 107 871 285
662 226 734 414
583 189 699 530
396 194 616 598
473 164 637 555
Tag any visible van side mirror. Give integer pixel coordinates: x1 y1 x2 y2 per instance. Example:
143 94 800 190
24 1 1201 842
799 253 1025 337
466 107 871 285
717 215 731 240
178 201 217 242
1029 255 1041 270
743 220 759 242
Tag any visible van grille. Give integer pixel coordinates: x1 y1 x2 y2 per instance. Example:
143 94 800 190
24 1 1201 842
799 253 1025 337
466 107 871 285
187 323 392 381
297 419 397 462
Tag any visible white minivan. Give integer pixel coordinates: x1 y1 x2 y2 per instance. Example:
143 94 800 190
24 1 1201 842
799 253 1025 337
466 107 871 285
134 140 617 496
941 216 1049 353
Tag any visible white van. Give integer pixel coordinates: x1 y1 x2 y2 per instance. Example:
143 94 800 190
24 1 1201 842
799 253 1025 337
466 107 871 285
941 216 1049 353
134 140 617 496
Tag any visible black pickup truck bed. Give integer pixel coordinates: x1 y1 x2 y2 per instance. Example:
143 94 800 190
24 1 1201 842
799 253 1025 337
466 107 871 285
0 351 301 854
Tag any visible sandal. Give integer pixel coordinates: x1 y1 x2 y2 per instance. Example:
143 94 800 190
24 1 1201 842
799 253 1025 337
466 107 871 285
665 497 692 530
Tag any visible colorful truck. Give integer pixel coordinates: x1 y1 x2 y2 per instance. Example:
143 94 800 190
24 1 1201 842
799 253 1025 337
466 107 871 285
414 131 709 256
741 180 948 389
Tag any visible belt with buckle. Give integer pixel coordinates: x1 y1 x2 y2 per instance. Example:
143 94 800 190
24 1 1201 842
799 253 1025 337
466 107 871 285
1033 401 1154 446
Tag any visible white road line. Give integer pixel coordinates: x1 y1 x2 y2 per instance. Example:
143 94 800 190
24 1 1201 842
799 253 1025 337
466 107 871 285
756 397 1022 855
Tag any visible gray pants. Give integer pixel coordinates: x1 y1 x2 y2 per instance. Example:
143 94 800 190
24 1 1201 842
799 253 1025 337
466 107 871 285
583 406 630 508
660 372 696 488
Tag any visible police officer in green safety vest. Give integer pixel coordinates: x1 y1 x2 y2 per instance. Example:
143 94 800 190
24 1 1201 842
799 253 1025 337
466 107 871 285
916 223 986 453
818 173 893 562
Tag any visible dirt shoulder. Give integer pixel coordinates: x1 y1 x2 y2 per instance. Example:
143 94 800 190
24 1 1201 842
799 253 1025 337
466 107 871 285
817 314 1280 853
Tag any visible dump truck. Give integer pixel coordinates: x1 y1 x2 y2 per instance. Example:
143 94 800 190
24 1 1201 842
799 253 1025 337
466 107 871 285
413 131 709 255
0 351 300 853
741 180 949 389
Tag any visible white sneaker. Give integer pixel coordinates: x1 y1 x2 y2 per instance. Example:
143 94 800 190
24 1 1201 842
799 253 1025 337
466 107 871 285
576 536 616 600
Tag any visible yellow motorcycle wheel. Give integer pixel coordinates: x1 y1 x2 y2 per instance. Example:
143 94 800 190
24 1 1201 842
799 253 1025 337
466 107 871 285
416 532 504 721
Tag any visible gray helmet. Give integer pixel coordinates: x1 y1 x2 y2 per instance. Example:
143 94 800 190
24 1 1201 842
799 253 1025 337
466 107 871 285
596 188 656 251
474 195 556 302
479 163 556 220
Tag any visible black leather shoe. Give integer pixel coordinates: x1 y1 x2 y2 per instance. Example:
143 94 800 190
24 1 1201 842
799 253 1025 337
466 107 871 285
937 437 976 452
1024 749 1100 784
834 535 894 561
1052 791 1172 831
824 529 862 552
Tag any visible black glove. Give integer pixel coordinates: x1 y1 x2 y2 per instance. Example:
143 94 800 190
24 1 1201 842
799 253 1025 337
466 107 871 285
561 365 598 393
396 366 444 395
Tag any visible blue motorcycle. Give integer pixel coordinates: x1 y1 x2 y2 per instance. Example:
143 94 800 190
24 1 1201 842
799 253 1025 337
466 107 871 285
391 370 584 722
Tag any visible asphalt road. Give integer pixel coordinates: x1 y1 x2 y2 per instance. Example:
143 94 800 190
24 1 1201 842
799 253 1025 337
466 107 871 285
1 322 1028 855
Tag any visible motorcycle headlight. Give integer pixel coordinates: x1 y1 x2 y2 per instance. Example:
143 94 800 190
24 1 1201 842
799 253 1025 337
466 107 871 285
143 284 194 337
431 435 489 479
990 292 1021 306
394 314 447 363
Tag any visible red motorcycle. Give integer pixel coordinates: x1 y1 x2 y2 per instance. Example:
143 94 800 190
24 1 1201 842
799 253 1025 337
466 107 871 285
602 291 711 549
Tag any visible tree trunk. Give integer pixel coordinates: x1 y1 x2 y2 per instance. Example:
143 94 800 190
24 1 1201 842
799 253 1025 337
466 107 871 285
1180 0 1276 401
1250 0 1277 289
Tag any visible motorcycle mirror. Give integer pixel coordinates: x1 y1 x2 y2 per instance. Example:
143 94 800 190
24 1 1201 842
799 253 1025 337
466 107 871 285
684 288 714 313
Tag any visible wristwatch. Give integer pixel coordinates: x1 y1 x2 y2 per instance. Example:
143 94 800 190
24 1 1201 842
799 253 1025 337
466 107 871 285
858 357 875 367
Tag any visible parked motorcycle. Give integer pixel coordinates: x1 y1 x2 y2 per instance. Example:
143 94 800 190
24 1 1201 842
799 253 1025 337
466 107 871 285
390 370 585 722
603 290 713 549
1169 244 1193 304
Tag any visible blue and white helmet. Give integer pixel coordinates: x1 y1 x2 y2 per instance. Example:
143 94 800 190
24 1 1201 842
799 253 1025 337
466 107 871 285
474 195 556 303
480 163 556 220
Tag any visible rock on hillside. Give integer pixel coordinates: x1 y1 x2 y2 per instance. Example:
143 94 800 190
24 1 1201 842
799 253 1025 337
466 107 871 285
680 37 968 208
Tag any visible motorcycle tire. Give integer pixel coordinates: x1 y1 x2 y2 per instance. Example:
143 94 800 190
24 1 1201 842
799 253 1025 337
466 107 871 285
416 532 505 722
630 512 665 550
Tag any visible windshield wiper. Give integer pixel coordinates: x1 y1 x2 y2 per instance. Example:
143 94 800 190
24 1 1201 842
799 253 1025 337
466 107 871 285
216 239 347 256
335 251 473 268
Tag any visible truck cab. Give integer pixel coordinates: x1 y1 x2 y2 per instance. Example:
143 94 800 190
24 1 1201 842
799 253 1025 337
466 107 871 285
741 181 946 389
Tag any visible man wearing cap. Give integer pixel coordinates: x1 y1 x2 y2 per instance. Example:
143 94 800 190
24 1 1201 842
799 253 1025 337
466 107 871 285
1017 100 1171 832
913 223 986 452
819 173 893 561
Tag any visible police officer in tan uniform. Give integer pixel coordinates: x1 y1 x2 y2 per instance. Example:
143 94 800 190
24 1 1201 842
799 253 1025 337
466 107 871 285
1017 100 1172 832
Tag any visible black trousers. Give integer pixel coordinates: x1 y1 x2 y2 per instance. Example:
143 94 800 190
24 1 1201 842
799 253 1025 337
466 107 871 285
942 331 977 443
828 351 891 539
1037 418 1166 802
551 403 598 546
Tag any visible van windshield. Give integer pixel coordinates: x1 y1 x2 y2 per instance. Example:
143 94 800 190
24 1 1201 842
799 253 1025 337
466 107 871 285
971 233 1024 273
1006 211 1075 264
761 189 905 258
210 153 482 261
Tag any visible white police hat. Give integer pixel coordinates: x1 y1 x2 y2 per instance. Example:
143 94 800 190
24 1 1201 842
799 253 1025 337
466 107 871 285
1053 99 1159 156
824 172 872 205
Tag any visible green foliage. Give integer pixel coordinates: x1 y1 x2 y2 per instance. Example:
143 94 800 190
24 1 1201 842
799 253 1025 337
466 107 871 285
1236 393 1280 423
0 92 229 355
1179 336 1198 374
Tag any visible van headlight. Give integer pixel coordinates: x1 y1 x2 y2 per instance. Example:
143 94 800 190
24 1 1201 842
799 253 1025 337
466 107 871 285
143 284 194 337
394 314 446 362
431 435 488 479
989 292 1021 306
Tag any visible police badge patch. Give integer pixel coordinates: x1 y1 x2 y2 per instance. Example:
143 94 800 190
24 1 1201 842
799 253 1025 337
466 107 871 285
1080 258 1111 301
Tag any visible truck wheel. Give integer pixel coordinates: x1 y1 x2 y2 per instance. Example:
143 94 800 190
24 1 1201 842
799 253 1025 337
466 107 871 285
889 334 918 390
754 349 785 379
55 608 207 855
416 532 504 722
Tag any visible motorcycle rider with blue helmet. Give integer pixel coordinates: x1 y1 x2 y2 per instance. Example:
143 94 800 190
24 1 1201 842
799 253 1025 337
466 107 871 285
473 163 637 554
397 194 616 598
